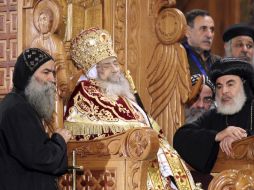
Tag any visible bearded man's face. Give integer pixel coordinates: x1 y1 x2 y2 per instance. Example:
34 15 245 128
25 75 56 121
215 75 246 115
96 57 121 82
25 60 56 121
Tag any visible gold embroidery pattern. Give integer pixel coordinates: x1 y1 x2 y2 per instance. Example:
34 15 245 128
74 91 118 122
160 138 195 190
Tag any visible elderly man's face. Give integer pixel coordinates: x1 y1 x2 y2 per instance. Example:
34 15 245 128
96 57 121 82
25 59 56 121
190 84 213 111
230 36 254 62
215 75 246 115
33 59 55 84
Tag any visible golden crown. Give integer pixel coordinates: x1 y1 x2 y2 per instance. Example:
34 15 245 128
70 27 117 73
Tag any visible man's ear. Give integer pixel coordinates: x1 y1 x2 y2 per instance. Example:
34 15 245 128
186 25 192 38
223 43 227 50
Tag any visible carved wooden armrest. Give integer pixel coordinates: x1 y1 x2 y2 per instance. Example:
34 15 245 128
67 127 160 161
58 128 159 190
212 135 254 173
209 167 254 190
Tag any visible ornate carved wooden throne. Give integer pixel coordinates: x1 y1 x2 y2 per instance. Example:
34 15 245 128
18 1 163 189
17 0 254 189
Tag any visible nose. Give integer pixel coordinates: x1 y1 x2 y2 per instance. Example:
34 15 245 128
111 64 119 73
48 72 55 83
206 29 213 39
195 98 205 109
241 45 248 52
221 86 229 95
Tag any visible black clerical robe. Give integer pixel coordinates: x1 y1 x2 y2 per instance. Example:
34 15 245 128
0 91 68 190
173 98 254 173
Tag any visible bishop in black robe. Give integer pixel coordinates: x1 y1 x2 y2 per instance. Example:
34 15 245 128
0 48 69 190
173 57 254 174
173 98 254 173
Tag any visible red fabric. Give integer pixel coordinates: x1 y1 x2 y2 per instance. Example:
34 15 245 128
64 80 138 121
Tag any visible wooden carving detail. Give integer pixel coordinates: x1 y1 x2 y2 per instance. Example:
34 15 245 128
231 136 254 160
0 0 17 99
59 169 117 189
149 0 176 16
27 0 70 131
147 7 190 143
58 128 159 190
126 161 148 190
212 136 254 173
208 168 254 190
67 128 159 160
114 0 126 66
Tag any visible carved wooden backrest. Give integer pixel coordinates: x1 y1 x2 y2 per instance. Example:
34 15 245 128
18 0 190 189
18 1 191 145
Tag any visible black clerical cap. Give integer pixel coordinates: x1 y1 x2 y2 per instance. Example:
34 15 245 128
223 23 254 42
13 48 53 91
210 57 254 90
187 74 215 105
191 74 215 92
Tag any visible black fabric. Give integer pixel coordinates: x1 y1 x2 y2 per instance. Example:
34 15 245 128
173 98 254 173
182 41 221 77
190 171 213 190
13 48 53 91
0 91 68 190
223 23 254 42
210 57 254 93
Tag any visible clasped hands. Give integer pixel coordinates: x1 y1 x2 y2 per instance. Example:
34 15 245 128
55 128 72 143
215 126 247 157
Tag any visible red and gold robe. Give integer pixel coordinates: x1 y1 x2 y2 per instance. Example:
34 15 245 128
64 79 196 189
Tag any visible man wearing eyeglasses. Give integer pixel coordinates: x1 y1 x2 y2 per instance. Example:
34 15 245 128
223 23 254 65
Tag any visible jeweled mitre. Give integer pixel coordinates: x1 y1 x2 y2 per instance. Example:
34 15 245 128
70 27 117 73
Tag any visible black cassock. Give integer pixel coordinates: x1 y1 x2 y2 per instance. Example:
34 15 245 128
0 92 67 190
173 98 254 173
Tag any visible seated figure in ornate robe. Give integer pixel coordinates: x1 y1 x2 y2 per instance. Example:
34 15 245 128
64 27 197 190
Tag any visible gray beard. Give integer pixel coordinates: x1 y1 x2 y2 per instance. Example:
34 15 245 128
185 107 206 123
25 76 56 122
96 73 135 101
216 84 246 115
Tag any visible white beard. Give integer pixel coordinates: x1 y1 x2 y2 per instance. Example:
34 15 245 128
25 76 56 122
96 73 135 101
216 84 246 115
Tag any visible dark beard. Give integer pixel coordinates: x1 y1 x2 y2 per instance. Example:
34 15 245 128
25 76 56 122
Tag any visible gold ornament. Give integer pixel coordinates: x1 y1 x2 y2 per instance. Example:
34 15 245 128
70 27 117 73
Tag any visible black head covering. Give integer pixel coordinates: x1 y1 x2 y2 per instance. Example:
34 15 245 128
223 23 254 42
191 74 215 92
210 57 254 97
187 74 215 105
13 48 53 91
